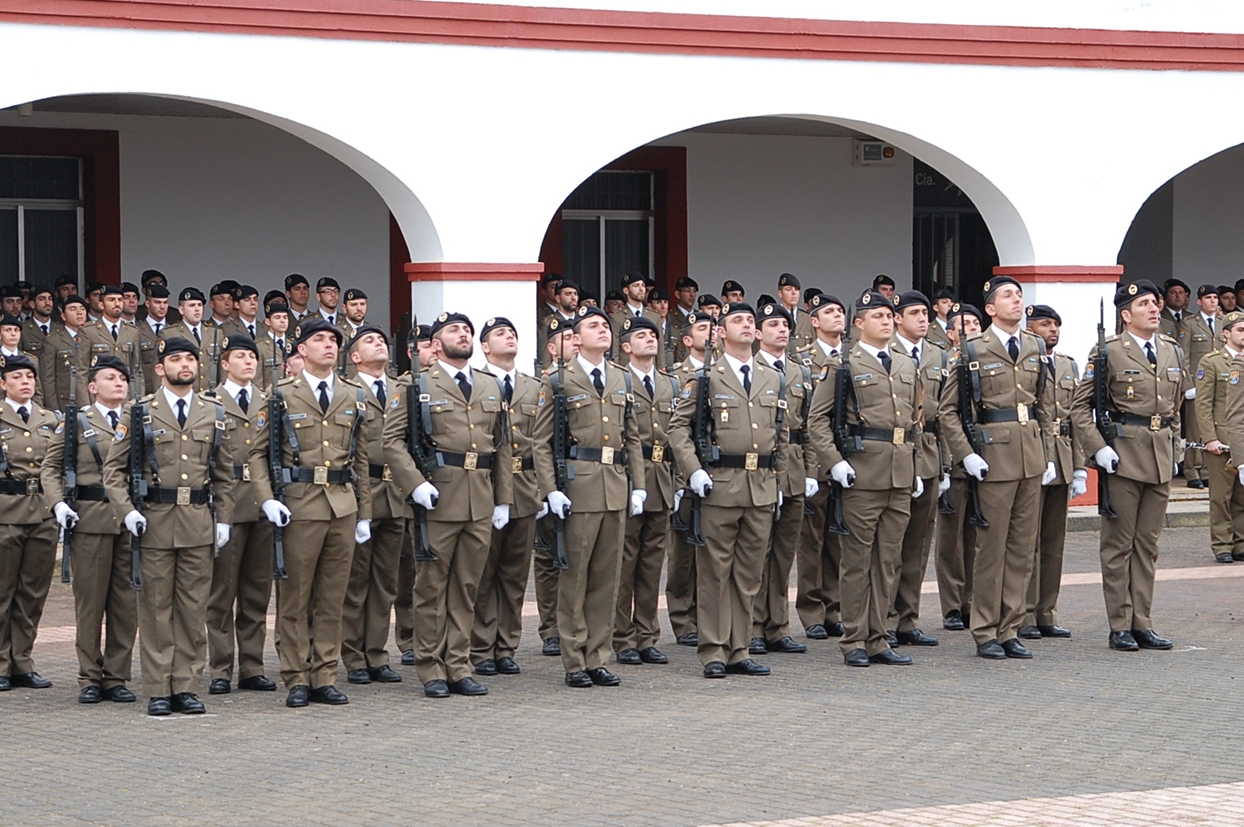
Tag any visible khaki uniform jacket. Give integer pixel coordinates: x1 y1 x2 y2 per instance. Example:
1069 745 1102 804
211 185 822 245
790 310 815 357
531 360 645 513
801 339 846 479
669 307 695 366
133 320 160 394
256 334 290 392
1196 347 1240 447
102 391 236 547
610 306 666 370
246 375 372 522
627 365 678 511
761 352 815 496
78 318 142 385
1159 308 1186 347
1045 352 1087 484
668 355 706 486
894 337 949 480
20 317 50 360
136 306 181 326
208 386 266 525
381 366 513 523
159 322 224 393
939 328 1052 481
1183 312 1220 370
926 319 952 351
1220 353 1244 458
1070 333 1186 485
667 357 788 508
209 317 246 340
236 318 267 341
0 401 57 524
357 374 409 522
42 405 122 535
495 368 543 519
38 327 84 412
807 345 920 490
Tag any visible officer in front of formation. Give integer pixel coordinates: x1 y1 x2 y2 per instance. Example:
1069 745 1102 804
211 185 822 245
1194 310 1244 564
0 354 61 692
1071 279 1183 652
102 337 236 716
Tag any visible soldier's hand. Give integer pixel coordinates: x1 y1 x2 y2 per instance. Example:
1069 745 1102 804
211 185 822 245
1041 461 1058 486
777 491 784 509
261 499 292 526
355 519 371 544
547 491 572 519
689 469 713 498
1206 439 1225 455
53 501 79 530
912 476 924 499
805 478 819 499
412 481 439 510
630 489 647 517
537 501 550 520
1238 466 1244 487
1094 446 1120 474
962 453 989 481
938 473 951 495
1069 469 1088 499
1185 387 1197 400
492 504 511 530
123 510 147 537
829 461 855 489
215 523 231 548
673 489 684 512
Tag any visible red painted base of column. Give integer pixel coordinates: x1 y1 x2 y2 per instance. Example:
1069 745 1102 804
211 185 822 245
992 265 1123 284
406 262 544 282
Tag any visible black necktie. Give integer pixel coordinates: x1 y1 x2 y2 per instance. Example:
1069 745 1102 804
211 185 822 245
877 351 891 374
327 315 334 326
740 364 751 394
1208 318 1215 335
911 346 920 362
176 399 187 427
317 381 330 413
237 388 249 413
591 368 604 397
643 375 654 398
1007 337 1019 362
248 324 256 338
502 375 513 404
108 410 119 429
276 338 284 353
1047 356 1056 379
1174 312 1181 322
110 324 118 341
774 359 784 374
17 405 28 423
1146 342 1157 366
193 328 201 344
39 324 47 335
374 380 386 408
456 371 472 401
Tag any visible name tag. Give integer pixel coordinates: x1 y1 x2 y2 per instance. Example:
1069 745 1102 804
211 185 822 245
151 429 166 437
982 362 1004 371
566 394 588 403
288 413 307 421
714 394 735 400
1123 369 1141 375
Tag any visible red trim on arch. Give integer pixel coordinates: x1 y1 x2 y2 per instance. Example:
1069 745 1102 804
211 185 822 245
7 1 1244 72
993 265 1124 283
406 262 545 282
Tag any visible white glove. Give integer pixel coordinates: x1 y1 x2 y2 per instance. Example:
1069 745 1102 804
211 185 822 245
673 488 684 512
912 476 924 499
1041 461 1058 486
938 473 951 495
53 502 79 530
1185 387 1196 400
689 468 713 498
215 523 231 548
1238 466 1244 487
1070 469 1088 499
123 509 147 537
805 477 819 498
630 489 647 516
777 491 784 509
547 491 572 519
412 481 439 510
962 453 989 481
1095 445 1120 474
492 503 510 530
355 519 371 544
537 501 549 520
261 499 292 527
830 461 855 489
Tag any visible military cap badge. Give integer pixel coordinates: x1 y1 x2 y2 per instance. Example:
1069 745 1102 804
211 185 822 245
1128 283 1138 295
861 293 871 306
549 318 559 330
982 280 991 294
438 312 448 322
157 340 166 354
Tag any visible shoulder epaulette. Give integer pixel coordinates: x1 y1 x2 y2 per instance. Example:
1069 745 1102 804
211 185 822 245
1105 334 1120 343
1158 333 1178 344
138 392 157 403
277 375 298 387
339 376 364 389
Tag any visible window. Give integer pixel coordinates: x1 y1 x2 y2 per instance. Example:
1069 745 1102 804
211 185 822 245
561 171 654 301
0 155 84 286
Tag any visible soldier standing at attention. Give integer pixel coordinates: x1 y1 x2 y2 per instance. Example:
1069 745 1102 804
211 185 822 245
1181 285 1221 489
471 317 542 677
284 274 312 322
926 288 954 351
532 306 644 688
44 354 138 703
341 324 406 687
0 354 60 692
160 288 221 393
872 275 897 300
78 285 141 385
668 302 788 678
1071 280 1183 652
1159 278 1190 343
247 318 372 708
940 277 1056 661
204 335 277 696
314 278 341 326
1196 311 1244 564
395 323 436 666
776 274 808 356
382 312 513 698
39 295 88 413
610 271 664 369
103 337 235 715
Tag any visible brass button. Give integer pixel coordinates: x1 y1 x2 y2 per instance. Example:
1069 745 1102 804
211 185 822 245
323 440 329 446
602 416 609 423
513 443 519 449
22 431 29 437
322 420 328 427
467 405 472 411
325 460 332 467
753 443 759 449
245 439 251 445
181 473 189 480
752 423 758 429
243 422 249 428
181 454 188 460
748 402 753 407
182 435 188 441
471 443 477 449
24 446 31 453
603 434 610 441
28 462 35 468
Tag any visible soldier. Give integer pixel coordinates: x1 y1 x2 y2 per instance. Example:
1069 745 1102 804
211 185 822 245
887 290 948 647
160 288 224 393
1222 285 1239 314
204 335 278 696
247 318 371 708
604 291 625 316
339 288 369 339
1159 278 1190 344
697 293 722 320
43 355 137 703
136 270 180 326
206 282 240 334
257 301 292 392
721 280 745 304
926 288 954 351
382 312 513 698
749 303 816 657
54 274 78 304
1182 284 1221 489
314 278 341 326
1195 310 1244 564
84 281 104 323
532 305 644 687
646 286 673 359
538 271 563 327
395 323 436 666
39 295 89 413
471 317 542 676
796 292 847 640
120 282 142 326
670 277 698 364
0 313 23 359
135 283 168 392
610 271 664 369
776 274 810 356
102 337 235 715
284 274 312 322
668 301 787 678
940 277 1056 660
78 285 141 389
872 274 897 300
0 285 22 319
234 285 265 340
791 288 819 357
0 354 60 693
21 284 55 357
613 315 677 666
1072 279 1183 651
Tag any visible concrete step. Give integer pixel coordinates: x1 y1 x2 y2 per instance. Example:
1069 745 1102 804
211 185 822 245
1069 499 1208 532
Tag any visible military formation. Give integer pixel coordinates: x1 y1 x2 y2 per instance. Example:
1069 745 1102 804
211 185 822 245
0 267 1223 714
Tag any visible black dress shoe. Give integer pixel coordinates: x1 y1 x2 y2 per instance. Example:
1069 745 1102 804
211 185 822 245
78 685 103 704
676 632 699 646
825 622 846 637
1217 552 1235 564
844 648 870 667
172 693 205 714
209 678 231 695
347 669 373 685
103 685 136 703
885 630 899 647
1109 631 1139 651
869 648 913 665
1234 552 1244 562
726 658 771 675
542 636 562 656
310 685 349 705
287 685 311 707
495 657 521 675
237 675 277 692
702 661 727 679
424 679 450 698
639 647 667 664
0 676 9 692
1001 638 1032 659
448 677 489 696
369 665 402 683
1132 629 1173 650
11 672 52 689
766 636 808 653
977 639 1007 659
1017 625 1042 640
805 624 829 640
587 667 621 686
748 637 767 655
895 629 939 646
147 697 172 716
616 648 642 665
473 659 498 676
565 670 593 688
401 649 415 666
943 611 966 631
1038 625 1071 638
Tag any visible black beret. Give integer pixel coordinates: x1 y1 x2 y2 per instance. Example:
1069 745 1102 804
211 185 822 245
89 353 130 381
54 275 77 288
343 288 367 302
479 316 516 342
620 315 659 339
555 279 580 294
237 284 259 299
682 310 713 332
895 290 931 313
809 293 845 315
347 324 388 351
265 301 290 317
29 284 53 300
0 313 21 328
284 273 309 290
872 274 897 289
1025 304 1063 325
721 280 744 295
316 277 340 292
0 285 22 299
721 301 755 321
61 295 88 310
101 284 124 297
643 278 657 290
803 287 823 303
756 294 776 308
605 290 624 302
0 353 37 377
156 336 200 361
933 288 955 301
758 303 793 328
209 282 232 298
675 277 699 291
121 282 141 295
697 294 722 309
1116 280 1162 309
777 273 800 290
543 315 572 340
145 283 170 299
580 294 598 305
621 271 646 287
1218 285 1236 296
948 302 983 322
982 276 1022 303
222 333 259 357
292 317 344 348
178 287 205 304
430 311 474 337
1163 278 1190 294
646 287 668 302
541 271 562 286
571 305 611 330
1196 283 1218 299
856 291 892 313
414 323 432 343
140 269 167 286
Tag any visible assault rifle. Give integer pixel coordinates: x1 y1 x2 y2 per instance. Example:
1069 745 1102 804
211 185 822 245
1093 299 1121 520
268 356 289 580
548 340 573 570
686 316 720 548
826 304 855 536
128 393 148 591
407 314 441 562
60 348 79 583
955 333 990 528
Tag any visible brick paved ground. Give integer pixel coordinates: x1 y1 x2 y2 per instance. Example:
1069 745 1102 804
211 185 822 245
4 526 1242 827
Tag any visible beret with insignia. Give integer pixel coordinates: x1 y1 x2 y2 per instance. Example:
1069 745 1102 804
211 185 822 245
571 305 611 331
620 315 659 340
344 288 367 302
1116 279 1160 309
293 318 344 348
430 311 474 337
777 273 801 290
758 303 793 328
316 277 340 292
157 336 199 361
480 316 516 342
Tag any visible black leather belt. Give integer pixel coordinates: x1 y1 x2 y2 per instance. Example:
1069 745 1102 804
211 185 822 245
440 451 493 470
713 453 774 469
515 456 535 472
980 408 1028 423
1055 421 1071 437
0 478 41 495
642 444 670 462
850 426 909 445
146 486 208 505
284 467 351 485
1116 413 1174 430
232 464 251 481
569 446 629 465
73 485 109 502
788 429 806 445
369 463 391 480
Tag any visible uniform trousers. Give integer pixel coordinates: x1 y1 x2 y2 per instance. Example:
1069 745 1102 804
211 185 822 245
665 502 698 638
614 507 669 653
534 513 561 642
342 516 404 671
276 516 354 689
137 542 213 697
752 493 804 642
1024 483 1069 628
471 513 537 663
889 477 937 633
935 479 977 620
206 520 273 682
1100 475 1169 632
70 531 137 690
414 516 492 684
796 486 842 630
0 520 57 678
558 509 626 673
839 487 910 656
970 476 1041 645
1206 452 1244 557
697 503 772 666
395 526 415 654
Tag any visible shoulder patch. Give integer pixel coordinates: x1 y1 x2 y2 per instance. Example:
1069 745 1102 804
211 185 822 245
114 423 128 440
256 410 267 428
390 392 401 409
54 422 64 434
1232 371 1240 385
1084 364 1094 379
1197 368 1205 380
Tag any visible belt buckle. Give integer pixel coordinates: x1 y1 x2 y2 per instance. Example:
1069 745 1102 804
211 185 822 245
600 446 614 465
1150 415 1162 431
512 457 524 474
651 445 665 463
241 463 251 482
463 452 479 471
383 464 393 481
25 479 38 495
892 427 905 445
176 486 191 506
1017 403 1029 425
745 452 759 471
313 466 329 485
